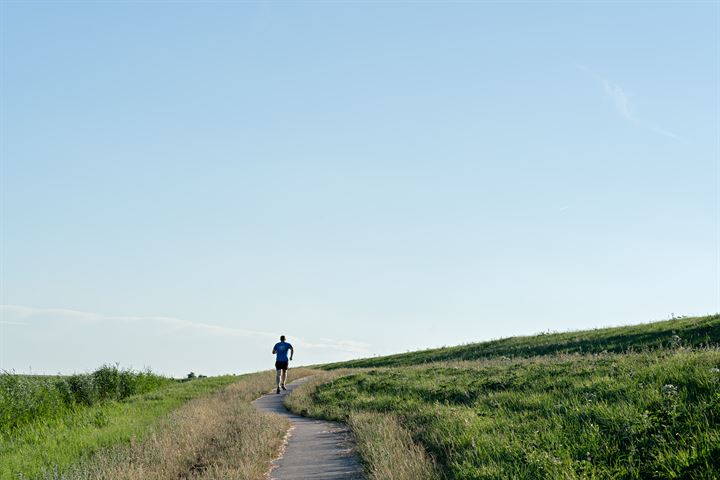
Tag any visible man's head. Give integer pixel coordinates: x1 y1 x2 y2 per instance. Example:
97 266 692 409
280 335 286 342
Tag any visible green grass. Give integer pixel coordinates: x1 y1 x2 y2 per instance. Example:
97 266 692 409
5 315 718 479
0 365 172 438
288 315 720 479
0 374 238 480
297 350 720 479
322 314 720 369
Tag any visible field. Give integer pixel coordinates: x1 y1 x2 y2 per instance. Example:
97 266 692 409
0 365 317 479
2 315 719 479
287 315 720 479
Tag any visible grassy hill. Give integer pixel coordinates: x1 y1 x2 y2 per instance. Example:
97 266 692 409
322 314 720 369
288 315 720 480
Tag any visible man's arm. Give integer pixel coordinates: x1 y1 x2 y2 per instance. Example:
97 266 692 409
289 346 294 361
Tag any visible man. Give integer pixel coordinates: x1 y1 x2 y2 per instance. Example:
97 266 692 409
272 335 294 394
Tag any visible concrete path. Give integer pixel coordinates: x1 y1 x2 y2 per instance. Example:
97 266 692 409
252 377 365 480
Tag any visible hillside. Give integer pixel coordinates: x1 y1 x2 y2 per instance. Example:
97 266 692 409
287 314 720 479
322 314 720 369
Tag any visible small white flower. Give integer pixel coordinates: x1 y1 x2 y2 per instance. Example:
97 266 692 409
662 384 678 395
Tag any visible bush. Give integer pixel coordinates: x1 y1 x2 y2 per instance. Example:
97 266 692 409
63 373 97 406
0 374 64 434
0 365 172 438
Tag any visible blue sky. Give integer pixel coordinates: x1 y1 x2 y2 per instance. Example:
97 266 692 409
1 2 718 377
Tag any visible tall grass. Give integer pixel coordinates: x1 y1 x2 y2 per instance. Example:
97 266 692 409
285 371 437 480
347 412 436 480
0 365 171 438
55 368 320 480
1 367 319 480
295 349 720 479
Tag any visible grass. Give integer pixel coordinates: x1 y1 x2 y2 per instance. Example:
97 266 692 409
285 372 437 480
5 315 718 479
56 368 319 480
2 373 237 479
1 361 318 480
0 365 172 437
287 315 720 479
322 314 720 369
347 411 437 480
3 367 320 479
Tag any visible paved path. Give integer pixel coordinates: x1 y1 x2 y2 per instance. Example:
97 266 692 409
252 377 365 480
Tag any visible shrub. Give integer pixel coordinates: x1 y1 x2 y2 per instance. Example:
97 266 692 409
0 365 172 438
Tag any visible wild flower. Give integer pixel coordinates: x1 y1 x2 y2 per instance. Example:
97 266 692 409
661 384 678 396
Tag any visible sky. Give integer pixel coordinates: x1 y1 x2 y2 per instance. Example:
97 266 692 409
1 1 718 377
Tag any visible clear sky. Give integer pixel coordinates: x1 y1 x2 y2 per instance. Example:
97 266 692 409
1 1 718 377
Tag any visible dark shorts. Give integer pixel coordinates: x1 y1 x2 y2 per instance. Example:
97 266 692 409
275 361 289 371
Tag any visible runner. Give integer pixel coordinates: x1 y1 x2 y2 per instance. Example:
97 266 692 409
272 335 294 394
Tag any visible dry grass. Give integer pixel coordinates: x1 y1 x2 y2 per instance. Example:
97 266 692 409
284 370 437 480
57 368 318 480
348 411 437 480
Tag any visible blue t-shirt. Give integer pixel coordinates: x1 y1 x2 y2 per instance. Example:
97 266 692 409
273 341 292 362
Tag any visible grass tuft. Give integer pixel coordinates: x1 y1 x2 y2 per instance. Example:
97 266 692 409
348 411 437 480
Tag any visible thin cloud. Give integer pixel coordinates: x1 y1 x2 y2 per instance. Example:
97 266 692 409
602 79 637 123
578 64 679 139
649 125 680 140
1 304 272 336
316 337 372 354
0 304 372 355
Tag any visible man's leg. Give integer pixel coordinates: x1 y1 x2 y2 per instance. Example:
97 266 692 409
276 369 282 393
281 368 288 388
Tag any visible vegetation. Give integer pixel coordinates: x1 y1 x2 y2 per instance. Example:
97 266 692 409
5 315 719 479
1 365 319 480
55 368 318 480
322 314 720 369
287 315 720 479
0 365 171 438
287 372 436 480
1 373 237 479
347 411 437 480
